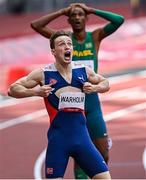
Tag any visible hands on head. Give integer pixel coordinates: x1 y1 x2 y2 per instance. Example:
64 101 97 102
63 3 91 16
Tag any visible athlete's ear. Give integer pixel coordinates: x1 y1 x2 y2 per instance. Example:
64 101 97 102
51 49 56 56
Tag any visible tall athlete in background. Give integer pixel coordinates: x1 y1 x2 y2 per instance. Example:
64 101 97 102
31 3 124 179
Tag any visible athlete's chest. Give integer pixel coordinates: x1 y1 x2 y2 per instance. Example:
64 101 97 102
45 67 87 91
73 40 94 55
72 34 98 71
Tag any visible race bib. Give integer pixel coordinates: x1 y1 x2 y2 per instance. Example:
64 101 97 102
58 92 85 110
73 60 94 70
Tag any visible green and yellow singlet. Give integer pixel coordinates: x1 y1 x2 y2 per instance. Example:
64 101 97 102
72 32 98 72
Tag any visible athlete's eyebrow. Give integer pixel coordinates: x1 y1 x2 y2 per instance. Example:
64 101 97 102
57 39 72 45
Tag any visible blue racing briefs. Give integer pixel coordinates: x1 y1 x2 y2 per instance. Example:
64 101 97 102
45 111 108 178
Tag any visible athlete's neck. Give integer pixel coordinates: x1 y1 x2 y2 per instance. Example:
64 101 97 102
54 62 72 76
73 31 86 43
54 62 72 84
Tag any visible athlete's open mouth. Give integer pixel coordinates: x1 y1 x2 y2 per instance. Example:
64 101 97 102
64 51 71 60
75 21 80 24
74 21 81 27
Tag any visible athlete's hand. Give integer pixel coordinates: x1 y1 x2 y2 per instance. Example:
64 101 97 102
34 83 54 97
83 82 95 93
62 6 72 16
70 3 92 14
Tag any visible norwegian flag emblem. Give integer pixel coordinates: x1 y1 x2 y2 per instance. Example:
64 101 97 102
49 78 57 85
47 167 54 174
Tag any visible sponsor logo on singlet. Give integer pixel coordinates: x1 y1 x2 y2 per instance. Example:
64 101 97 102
49 78 57 85
78 75 85 82
73 50 93 57
85 42 93 48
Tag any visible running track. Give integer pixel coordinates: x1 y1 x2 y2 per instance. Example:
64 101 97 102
0 69 146 179
0 17 146 179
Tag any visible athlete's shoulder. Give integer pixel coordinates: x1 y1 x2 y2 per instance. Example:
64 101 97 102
43 63 56 72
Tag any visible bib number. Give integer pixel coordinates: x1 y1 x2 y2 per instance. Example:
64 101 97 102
58 92 85 110
73 60 94 70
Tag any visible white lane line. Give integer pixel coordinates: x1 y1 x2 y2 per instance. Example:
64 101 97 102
104 102 146 121
101 86 145 101
108 70 146 85
143 148 146 170
33 102 146 179
0 109 47 130
0 96 41 108
34 149 46 180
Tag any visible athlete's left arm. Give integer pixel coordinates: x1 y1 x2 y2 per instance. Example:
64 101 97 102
83 66 110 94
92 8 125 40
77 3 124 41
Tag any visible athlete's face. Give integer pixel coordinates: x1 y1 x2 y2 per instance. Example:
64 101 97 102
68 7 87 32
52 35 73 65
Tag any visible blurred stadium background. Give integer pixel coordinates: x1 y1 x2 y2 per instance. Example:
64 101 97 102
0 0 146 179
0 0 146 94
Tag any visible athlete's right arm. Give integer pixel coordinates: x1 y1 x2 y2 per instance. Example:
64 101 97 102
8 69 53 98
30 7 71 39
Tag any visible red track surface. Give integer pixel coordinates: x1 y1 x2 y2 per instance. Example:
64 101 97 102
0 11 146 179
0 69 146 179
